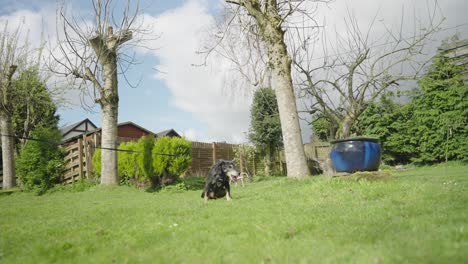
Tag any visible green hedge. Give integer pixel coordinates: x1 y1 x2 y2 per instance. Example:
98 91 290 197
92 136 191 186
153 137 192 178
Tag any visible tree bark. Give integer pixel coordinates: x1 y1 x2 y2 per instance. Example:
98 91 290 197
1 113 15 189
268 35 309 178
340 115 355 139
226 0 309 178
1 65 17 189
100 102 118 185
99 55 119 185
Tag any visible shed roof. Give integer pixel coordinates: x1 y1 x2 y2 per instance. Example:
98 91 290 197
60 118 97 137
156 129 181 138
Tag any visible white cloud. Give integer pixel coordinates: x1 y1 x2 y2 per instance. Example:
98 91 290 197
0 5 95 110
180 128 198 141
140 0 251 142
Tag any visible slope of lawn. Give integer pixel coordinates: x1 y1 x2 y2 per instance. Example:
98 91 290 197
0 163 467 263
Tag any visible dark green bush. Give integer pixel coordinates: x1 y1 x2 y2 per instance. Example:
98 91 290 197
16 127 65 194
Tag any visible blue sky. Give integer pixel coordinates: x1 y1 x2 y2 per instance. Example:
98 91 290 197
1 0 467 143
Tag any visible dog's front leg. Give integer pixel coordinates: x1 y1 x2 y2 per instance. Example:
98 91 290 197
204 191 208 203
226 185 232 201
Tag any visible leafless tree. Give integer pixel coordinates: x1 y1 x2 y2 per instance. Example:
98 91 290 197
293 3 443 139
51 0 152 185
204 0 330 178
0 22 31 189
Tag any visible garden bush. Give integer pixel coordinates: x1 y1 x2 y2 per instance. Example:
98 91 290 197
135 136 155 179
152 137 191 183
92 148 101 178
92 136 189 187
16 127 65 194
117 141 139 184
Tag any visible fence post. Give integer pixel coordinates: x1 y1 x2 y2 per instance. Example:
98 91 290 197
84 134 93 179
212 142 216 165
198 147 201 172
78 138 83 181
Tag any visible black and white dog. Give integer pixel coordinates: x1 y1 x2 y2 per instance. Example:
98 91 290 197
201 160 240 201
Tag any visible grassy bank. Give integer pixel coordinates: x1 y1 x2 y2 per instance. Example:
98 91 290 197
0 163 466 263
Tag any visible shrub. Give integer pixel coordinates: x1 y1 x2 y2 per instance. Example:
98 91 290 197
135 136 155 179
92 148 101 178
16 127 65 194
152 137 192 180
92 136 190 187
118 141 139 183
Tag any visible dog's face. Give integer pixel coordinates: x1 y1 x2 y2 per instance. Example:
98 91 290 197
221 160 240 178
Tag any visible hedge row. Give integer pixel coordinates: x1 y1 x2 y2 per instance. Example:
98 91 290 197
92 136 191 185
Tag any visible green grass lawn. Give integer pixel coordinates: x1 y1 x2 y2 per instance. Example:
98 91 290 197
1 163 467 263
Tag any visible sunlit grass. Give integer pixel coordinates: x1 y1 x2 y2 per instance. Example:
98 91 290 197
0 163 466 263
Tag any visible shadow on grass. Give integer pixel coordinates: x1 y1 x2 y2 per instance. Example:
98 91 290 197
0 188 21 196
335 171 393 182
46 180 97 194
145 176 207 194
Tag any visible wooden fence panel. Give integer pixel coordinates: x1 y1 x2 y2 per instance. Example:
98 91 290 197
189 142 238 176
58 137 331 184
62 135 94 184
304 142 331 161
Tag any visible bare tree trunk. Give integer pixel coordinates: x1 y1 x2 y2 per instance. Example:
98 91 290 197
222 0 310 178
100 103 118 185
340 115 354 139
269 41 310 178
1 113 15 189
329 125 337 141
1 65 18 189
100 59 119 185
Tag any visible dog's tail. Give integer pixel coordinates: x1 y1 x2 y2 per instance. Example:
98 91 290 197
201 191 204 198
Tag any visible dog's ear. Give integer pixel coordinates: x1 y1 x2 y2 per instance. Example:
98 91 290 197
209 160 224 179
227 160 237 168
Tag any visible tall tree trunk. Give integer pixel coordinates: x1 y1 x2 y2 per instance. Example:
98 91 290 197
268 39 309 178
1 65 17 189
1 113 15 189
227 0 309 177
340 115 354 139
100 58 119 186
100 103 118 185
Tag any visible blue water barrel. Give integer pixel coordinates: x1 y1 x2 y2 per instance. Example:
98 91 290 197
330 138 381 173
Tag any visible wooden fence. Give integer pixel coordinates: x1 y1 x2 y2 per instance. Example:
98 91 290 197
303 142 331 161
59 138 331 184
61 133 136 184
189 141 331 176
62 135 95 184
189 141 261 176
